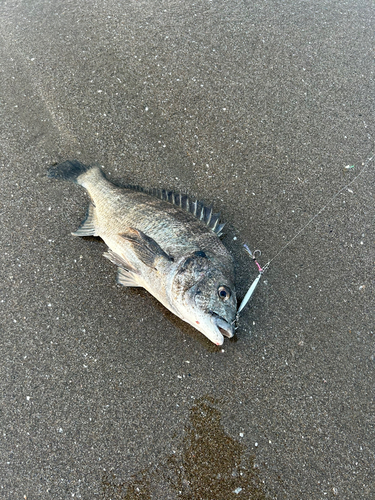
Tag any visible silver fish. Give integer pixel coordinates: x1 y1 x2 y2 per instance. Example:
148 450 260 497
48 160 237 345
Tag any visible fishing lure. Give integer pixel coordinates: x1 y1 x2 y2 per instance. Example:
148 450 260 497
237 154 374 319
237 246 265 315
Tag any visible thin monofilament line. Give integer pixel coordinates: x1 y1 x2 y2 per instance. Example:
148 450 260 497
262 154 374 272
237 154 374 317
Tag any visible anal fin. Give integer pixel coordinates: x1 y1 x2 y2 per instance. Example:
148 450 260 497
72 203 97 237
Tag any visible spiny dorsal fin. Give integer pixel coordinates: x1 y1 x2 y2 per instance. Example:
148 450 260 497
124 185 225 236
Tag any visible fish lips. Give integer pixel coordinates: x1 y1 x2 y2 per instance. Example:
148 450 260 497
210 313 235 339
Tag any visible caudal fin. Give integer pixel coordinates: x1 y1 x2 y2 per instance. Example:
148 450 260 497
47 160 91 182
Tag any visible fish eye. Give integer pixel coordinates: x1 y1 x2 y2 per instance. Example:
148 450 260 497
218 285 231 301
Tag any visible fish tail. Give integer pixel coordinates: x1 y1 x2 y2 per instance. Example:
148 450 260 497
47 160 92 183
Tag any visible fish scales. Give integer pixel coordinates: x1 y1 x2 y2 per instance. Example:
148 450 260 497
48 160 237 345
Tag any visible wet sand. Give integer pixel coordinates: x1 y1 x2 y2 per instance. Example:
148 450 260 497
0 1 374 498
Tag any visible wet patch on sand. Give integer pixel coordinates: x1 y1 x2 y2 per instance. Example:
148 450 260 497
101 397 267 499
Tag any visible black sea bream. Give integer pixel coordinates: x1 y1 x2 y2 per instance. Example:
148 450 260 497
48 160 237 345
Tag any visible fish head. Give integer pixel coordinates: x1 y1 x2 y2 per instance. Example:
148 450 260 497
171 251 237 345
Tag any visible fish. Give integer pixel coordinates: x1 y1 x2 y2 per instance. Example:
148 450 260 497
48 160 237 345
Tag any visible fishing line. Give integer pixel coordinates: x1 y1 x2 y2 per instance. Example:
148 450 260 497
237 153 374 316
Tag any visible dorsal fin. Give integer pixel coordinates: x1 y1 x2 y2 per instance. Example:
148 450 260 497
124 184 225 236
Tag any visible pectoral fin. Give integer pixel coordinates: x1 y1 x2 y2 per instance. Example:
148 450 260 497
120 228 172 269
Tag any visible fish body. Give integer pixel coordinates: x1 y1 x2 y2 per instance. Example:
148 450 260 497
48 160 237 345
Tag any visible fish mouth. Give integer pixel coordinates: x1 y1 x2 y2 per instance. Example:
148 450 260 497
210 312 234 339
